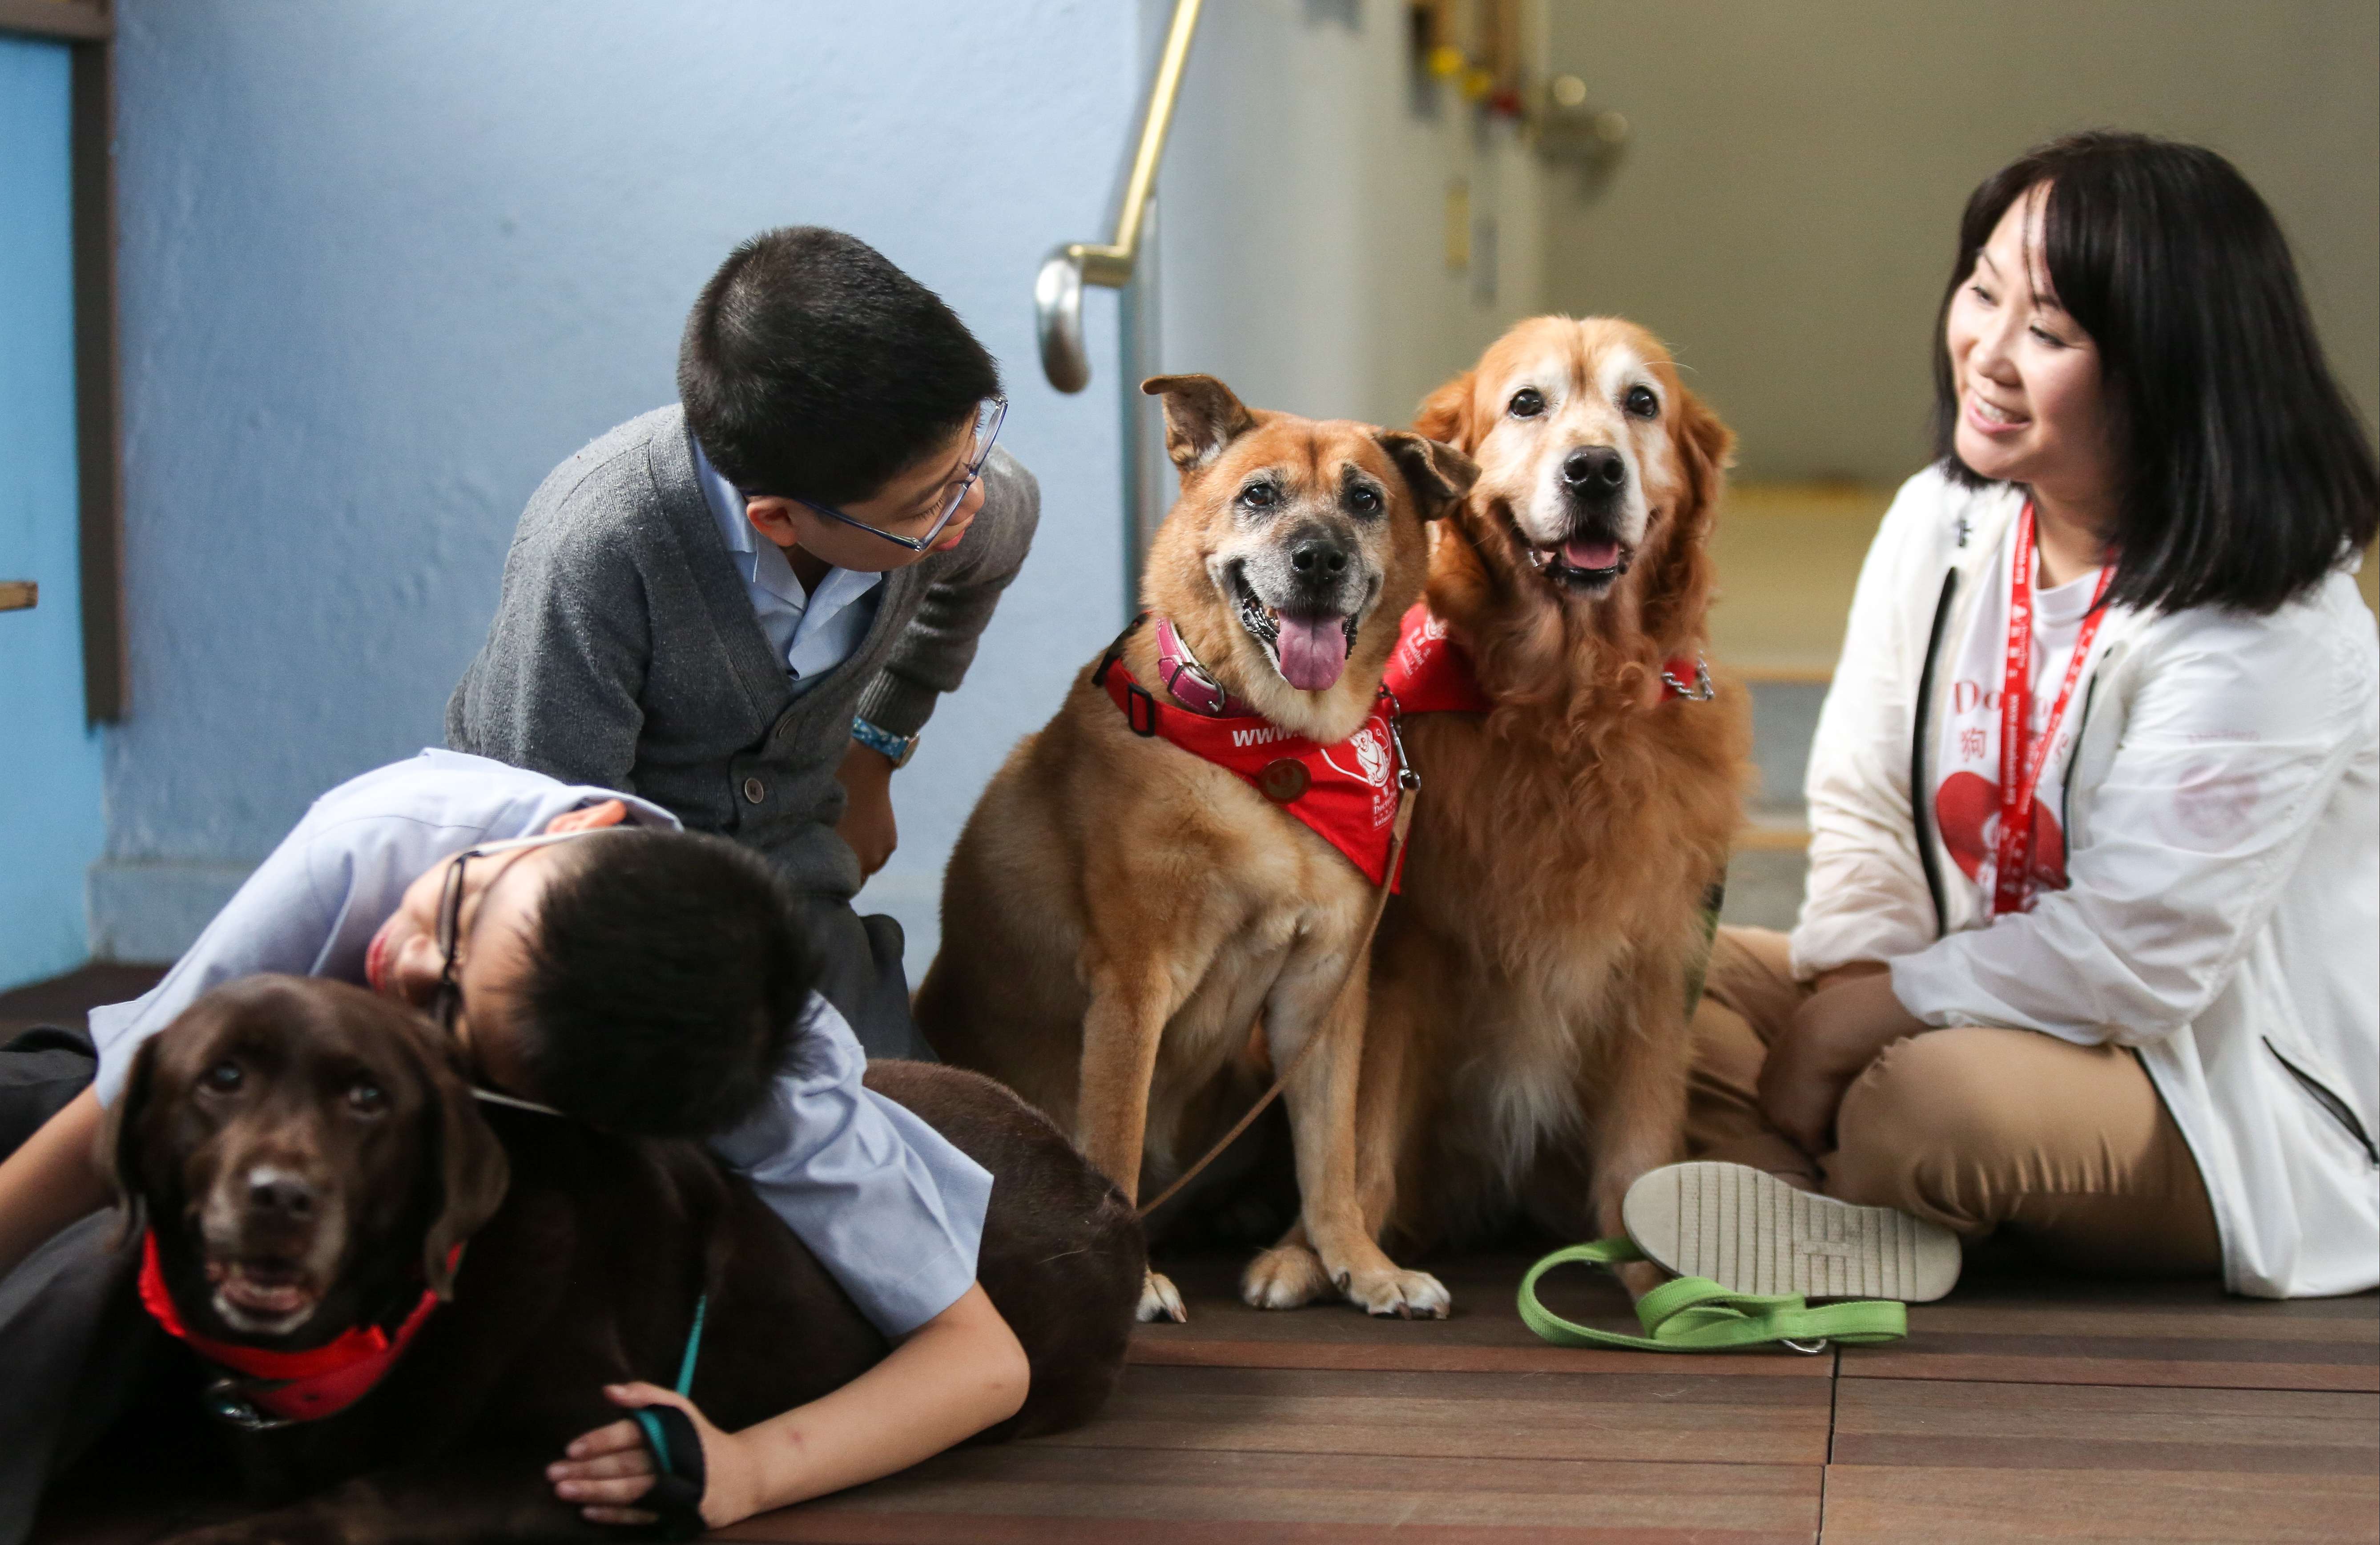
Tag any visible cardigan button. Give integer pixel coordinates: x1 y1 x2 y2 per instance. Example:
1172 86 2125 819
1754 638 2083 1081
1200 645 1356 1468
741 776 766 805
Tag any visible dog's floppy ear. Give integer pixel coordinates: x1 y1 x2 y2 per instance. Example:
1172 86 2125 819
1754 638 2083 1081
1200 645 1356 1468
1673 383 1736 522
418 1050 508 1300
1412 370 1478 452
1142 374 1260 474
1375 431 1479 520
99 1034 162 1243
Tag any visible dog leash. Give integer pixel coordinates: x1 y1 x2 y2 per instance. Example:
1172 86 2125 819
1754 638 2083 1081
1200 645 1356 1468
470 1089 714 1537
1517 1237 1907 1354
1134 728 1421 1222
630 1294 711 1541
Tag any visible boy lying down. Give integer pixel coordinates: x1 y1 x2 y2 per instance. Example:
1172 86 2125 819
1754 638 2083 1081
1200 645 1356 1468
0 748 1027 1538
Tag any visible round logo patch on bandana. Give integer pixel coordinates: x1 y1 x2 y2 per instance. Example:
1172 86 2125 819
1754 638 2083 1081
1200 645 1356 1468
1258 758 1310 803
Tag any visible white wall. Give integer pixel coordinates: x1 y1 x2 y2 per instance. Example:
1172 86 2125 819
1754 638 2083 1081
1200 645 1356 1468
1153 0 1553 443
1542 0 2380 483
98 1 1147 975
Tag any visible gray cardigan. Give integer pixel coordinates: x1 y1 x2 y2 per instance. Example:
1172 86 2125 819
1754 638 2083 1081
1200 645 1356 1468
446 405 1039 900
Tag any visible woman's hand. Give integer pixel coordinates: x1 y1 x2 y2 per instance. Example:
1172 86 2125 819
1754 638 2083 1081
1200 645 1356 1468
835 741 899 877
1758 973 1928 1156
548 1384 762 1530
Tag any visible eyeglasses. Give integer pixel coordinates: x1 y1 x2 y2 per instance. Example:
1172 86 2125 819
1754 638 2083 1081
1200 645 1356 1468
790 396 1007 552
431 828 605 1043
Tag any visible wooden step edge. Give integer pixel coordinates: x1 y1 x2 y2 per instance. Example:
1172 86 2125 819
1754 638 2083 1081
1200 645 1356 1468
1721 659 1836 686
1733 821 1811 854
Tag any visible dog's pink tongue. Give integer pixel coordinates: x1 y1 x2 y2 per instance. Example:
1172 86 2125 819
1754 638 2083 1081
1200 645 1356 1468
1275 615 1349 692
1563 537 1621 570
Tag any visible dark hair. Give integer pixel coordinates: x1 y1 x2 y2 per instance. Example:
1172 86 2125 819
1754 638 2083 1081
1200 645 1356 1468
678 226 1000 505
513 829 818 1138
1932 131 2378 614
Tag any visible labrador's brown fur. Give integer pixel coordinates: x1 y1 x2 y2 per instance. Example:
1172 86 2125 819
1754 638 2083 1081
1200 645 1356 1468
1353 318 1752 1283
917 375 1475 1321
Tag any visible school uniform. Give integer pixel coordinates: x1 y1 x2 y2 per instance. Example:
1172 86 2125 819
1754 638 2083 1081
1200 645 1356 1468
444 407 1041 1060
0 751 991 1538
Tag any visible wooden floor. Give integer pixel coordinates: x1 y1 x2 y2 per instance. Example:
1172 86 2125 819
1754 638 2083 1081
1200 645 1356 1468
0 960 167 1040
10 967 2376 1543
721 1250 2380 1545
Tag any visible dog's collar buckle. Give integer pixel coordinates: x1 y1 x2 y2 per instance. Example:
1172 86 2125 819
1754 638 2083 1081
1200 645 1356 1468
202 1376 296 1432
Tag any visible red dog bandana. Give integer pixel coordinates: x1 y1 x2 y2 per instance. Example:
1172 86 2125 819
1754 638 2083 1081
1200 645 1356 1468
1100 642 1408 888
1383 603 1493 714
138 1230 454 1424
1099 606 1712 887
1382 601 1712 708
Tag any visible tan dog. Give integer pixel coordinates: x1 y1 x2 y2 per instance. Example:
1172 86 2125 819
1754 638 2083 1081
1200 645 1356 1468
1354 317 1752 1284
918 375 1475 1322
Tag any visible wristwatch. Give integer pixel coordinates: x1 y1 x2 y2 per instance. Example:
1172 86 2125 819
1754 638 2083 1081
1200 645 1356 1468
851 716 919 769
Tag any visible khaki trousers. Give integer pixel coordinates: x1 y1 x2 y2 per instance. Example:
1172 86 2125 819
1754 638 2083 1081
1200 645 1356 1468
1688 927 2222 1276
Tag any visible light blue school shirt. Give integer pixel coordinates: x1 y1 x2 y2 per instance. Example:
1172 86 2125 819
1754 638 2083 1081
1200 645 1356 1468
85 749 989 1336
694 438 884 693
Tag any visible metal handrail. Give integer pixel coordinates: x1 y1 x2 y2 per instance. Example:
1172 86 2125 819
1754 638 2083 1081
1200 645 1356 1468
1035 0 1203 393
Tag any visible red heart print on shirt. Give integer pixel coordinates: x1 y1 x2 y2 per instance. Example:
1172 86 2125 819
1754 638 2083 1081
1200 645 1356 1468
1936 770 2068 895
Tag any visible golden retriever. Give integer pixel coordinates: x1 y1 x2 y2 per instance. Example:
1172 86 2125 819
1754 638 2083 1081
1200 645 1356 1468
1341 316 1752 1292
917 375 1476 1321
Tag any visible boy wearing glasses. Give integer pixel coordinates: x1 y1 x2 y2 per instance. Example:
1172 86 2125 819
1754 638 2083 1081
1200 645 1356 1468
446 227 1035 1061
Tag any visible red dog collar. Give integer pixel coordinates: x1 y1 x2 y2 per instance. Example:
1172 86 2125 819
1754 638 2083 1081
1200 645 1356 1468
137 1230 455 1426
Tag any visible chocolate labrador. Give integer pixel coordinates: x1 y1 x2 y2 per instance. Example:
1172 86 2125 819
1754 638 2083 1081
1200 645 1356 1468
65 974 1142 1542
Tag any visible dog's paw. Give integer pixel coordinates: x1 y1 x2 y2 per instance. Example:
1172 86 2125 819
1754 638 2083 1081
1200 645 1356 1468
1341 1265 1452 1320
1240 1242 1333 1309
1136 1267 1188 1323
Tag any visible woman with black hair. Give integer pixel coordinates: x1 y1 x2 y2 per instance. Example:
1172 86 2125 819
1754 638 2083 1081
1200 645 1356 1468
1633 132 2378 1300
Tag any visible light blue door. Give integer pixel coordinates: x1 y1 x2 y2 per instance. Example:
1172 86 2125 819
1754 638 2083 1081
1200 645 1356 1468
0 33 106 992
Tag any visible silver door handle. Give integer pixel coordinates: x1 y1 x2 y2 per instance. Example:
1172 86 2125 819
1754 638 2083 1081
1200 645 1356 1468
1036 0 1203 393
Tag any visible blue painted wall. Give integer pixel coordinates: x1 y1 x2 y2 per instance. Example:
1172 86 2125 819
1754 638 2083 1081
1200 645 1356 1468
0 36 108 992
96 1 1144 971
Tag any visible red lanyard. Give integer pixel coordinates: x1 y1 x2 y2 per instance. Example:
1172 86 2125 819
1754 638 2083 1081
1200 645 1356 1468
1993 502 2112 915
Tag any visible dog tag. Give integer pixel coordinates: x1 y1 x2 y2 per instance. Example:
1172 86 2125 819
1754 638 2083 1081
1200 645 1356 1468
1258 759 1310 803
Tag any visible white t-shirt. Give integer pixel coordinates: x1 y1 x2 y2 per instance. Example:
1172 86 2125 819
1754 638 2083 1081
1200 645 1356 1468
1932 528 2107 914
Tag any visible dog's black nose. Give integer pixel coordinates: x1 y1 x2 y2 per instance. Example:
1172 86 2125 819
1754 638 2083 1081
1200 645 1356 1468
247 1171 316 1220
1290 537 1351 580
1563 446 1627 492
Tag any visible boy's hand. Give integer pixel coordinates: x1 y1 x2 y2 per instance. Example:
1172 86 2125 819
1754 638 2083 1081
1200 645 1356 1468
835 742 899 878
548 1383 760 1529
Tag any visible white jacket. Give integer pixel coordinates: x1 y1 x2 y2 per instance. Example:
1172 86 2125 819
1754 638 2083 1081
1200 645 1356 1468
1792 466 2380 1298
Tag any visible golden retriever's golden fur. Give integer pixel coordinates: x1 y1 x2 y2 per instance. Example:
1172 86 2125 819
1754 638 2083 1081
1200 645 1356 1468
918 375 1476 1322
1349 317 1752 1283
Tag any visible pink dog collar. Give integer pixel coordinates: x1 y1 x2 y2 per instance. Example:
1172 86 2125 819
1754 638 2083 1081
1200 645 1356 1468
1153 615 1254 717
